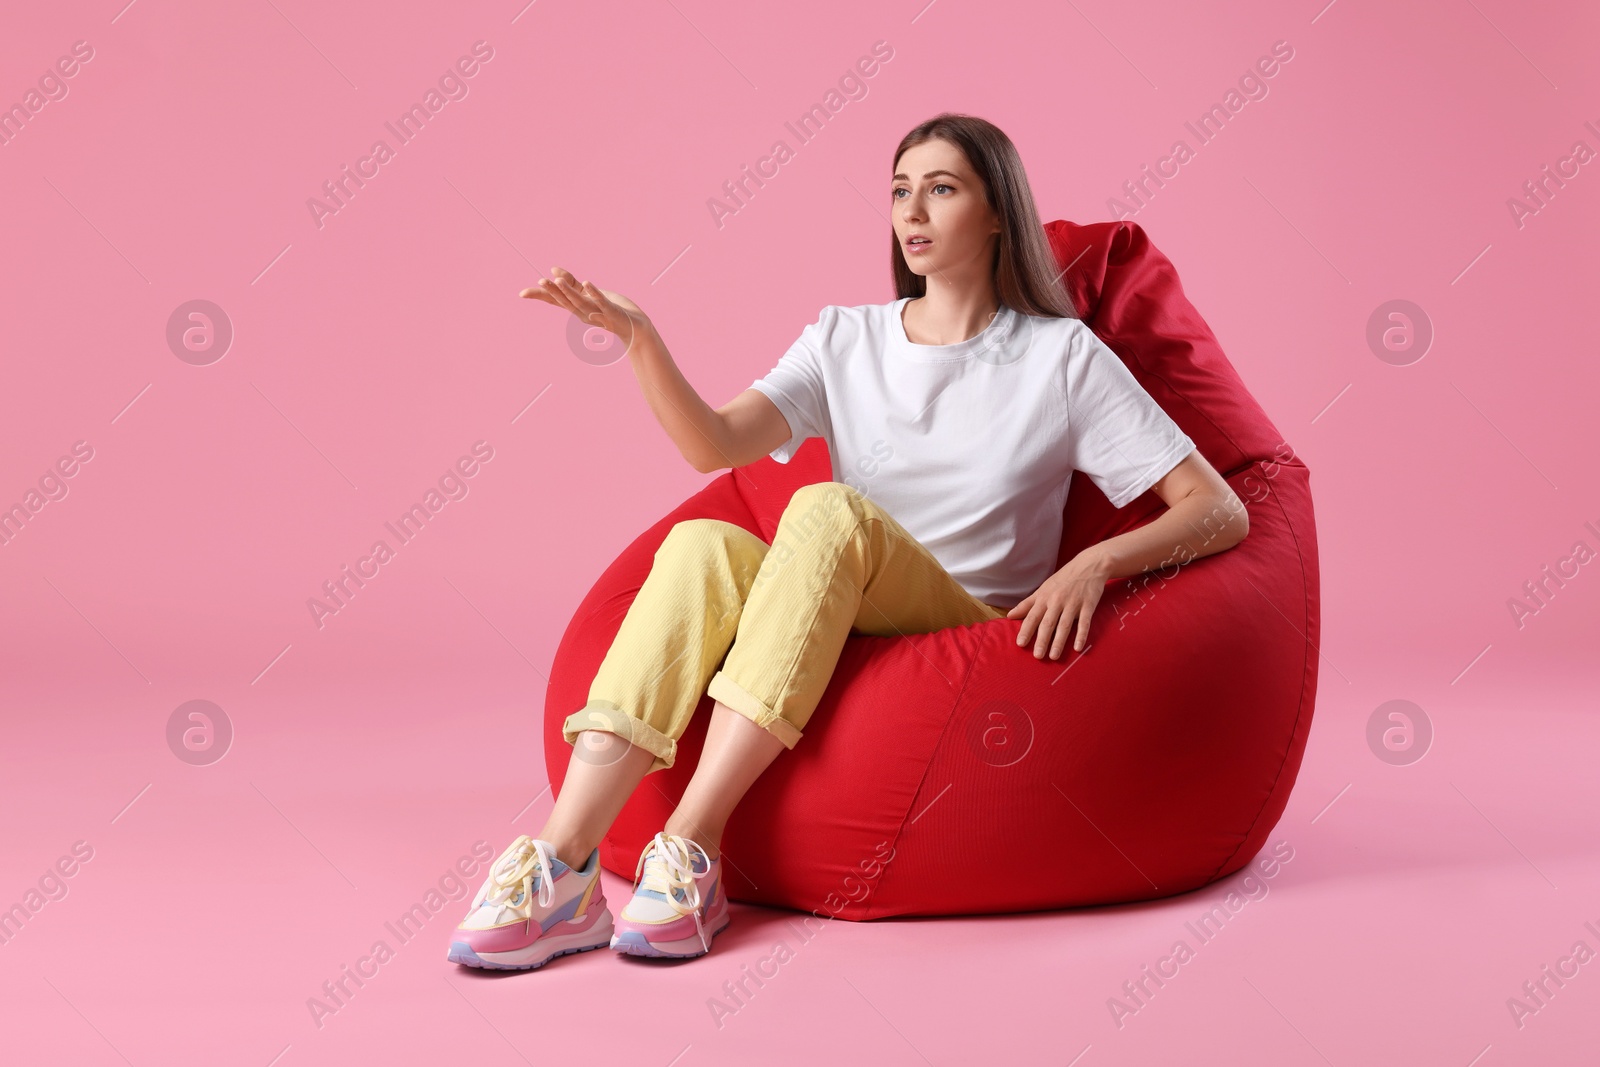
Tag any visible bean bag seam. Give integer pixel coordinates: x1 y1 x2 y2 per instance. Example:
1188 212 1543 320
1202 460 1315 882
864 627 985 922
1099 220 1259 474
729 466 765 537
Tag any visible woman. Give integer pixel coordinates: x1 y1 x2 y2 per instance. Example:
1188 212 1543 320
447 113 1248 970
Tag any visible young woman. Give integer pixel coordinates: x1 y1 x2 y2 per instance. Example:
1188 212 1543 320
447 113 1248 971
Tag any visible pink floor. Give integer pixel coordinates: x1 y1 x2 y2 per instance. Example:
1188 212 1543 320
4 0 1599 1063
3 670 1597 1065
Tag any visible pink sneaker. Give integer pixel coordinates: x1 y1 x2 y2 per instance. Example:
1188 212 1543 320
609 832 730 959
447 836 612 970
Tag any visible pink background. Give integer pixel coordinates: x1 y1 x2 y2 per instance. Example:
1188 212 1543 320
2 0 1597 1063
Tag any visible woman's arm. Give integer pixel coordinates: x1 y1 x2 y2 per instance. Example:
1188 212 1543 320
624 329 790 473
619 323 730 472
1084 449 1248 579
1008 449 1248 659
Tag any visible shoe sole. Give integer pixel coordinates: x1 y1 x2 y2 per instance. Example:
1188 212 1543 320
448 910 615 971
610 909 731 959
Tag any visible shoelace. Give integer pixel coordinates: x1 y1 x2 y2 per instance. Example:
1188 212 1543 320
632 832 714 952
480 835 558 915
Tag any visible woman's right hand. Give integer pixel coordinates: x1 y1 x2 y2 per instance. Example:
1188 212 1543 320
520 266 651 353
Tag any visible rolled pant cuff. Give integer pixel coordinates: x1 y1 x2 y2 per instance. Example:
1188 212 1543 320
562 700 677 773
706 671 805 749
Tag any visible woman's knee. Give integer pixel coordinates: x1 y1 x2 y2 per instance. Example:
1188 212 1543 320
654 519 768 603
749 485 865 588
780 481 863 526
657 517 761 561
772 482 864 548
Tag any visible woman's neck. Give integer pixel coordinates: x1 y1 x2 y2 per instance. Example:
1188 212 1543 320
901 287 1003 346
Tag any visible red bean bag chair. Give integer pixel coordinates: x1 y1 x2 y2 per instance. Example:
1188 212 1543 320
544 219 1321 919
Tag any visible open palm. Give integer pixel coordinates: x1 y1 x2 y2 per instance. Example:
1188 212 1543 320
520 265 648 352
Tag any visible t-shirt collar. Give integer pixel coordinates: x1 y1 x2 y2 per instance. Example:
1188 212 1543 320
890 296 1017 363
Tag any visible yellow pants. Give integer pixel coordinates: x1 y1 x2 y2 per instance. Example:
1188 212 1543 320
561 481 1010 775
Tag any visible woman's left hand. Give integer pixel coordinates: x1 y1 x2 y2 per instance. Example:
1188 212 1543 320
1006 549 1113 659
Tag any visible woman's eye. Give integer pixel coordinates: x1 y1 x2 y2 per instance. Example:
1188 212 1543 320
893 184 954 198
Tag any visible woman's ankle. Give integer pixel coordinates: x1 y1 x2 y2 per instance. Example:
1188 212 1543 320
534 832 596 871
661 823 720 862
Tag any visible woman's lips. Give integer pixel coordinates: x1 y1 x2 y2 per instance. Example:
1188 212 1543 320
906 239 933 255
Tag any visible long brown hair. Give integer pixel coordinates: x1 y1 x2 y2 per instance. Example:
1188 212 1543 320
890 113 1079 319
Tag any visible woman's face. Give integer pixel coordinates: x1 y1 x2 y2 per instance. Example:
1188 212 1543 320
891 139 1001 283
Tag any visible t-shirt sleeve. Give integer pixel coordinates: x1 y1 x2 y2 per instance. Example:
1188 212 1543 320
748 306 834 464
1060 323 1196 509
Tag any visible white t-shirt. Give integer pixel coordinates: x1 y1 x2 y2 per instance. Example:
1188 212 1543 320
748 297 1196 610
